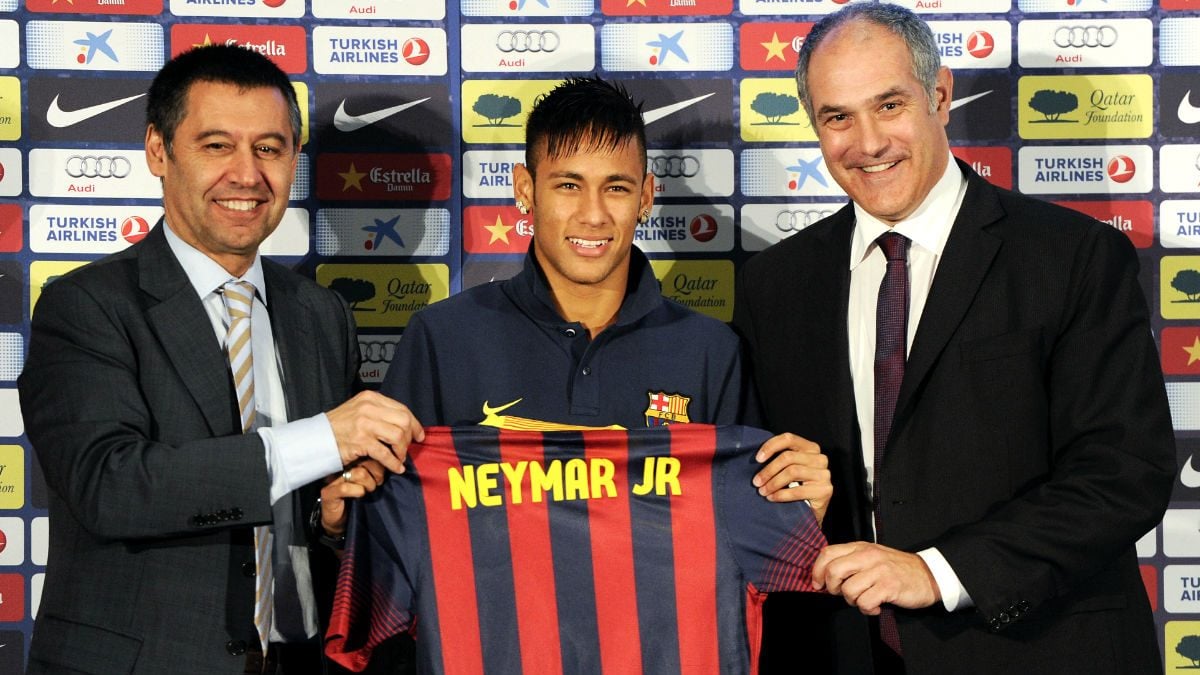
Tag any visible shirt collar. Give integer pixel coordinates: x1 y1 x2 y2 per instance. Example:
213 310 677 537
162 220 268 305
509 245 661 328
849 152 966 271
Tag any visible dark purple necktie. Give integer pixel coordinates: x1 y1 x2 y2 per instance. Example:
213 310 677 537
873 231 909 656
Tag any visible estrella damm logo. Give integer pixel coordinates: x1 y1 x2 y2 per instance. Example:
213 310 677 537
0 77 19 141
462 79 561 144
1017 74 1152 140
649 259 734 322
1162 256 1200 320
739 78 814 143
316 263 449 329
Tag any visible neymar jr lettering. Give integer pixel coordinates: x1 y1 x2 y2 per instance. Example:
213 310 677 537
448 456 684 511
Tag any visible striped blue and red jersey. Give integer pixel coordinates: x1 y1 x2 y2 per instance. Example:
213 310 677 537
326 424 826 674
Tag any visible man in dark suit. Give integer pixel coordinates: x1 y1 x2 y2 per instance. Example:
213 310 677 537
733 5 1176 674
19 45 421 675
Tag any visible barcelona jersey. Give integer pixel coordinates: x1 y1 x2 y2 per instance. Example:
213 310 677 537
326 424 826 674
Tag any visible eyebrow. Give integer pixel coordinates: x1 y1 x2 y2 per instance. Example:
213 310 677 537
815 86 910 117
547 169 640 184
193 129 291 145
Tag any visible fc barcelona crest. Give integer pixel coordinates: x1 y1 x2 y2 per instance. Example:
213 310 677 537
645 391 691 426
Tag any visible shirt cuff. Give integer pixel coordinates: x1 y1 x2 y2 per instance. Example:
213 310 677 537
259 413 342 505
916 547 975 612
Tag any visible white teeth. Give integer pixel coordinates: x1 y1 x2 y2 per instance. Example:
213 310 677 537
862 162 897 174
217 200 258 212
569 237 606 249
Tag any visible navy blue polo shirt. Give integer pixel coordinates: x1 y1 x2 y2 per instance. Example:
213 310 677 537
380 246 753 429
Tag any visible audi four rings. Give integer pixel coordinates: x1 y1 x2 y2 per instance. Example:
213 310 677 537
1053 25 1118 48
358 340 399 364
775 209 837 233
647 155 700 178
66 155 133 179
496 30 560 53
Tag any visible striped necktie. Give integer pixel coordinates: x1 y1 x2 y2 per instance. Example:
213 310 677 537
222 280 273 652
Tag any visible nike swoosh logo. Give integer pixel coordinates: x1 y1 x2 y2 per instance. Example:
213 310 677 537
46 93 146 128
643 93 715 125
949 90 992 112
334 97 431 132
1183 456 1200 488
481 398 523 417
1178 91 1200 125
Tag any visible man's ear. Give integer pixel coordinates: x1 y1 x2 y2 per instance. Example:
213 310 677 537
513 162 534 210
640 172 655 216
934 66 953 124
145 125 167 178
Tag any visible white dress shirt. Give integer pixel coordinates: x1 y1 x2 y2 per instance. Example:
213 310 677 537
846 153 974 612
163 222 343 638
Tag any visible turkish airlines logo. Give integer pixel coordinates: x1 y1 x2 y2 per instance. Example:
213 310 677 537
402 38 430 66
967 31 995 58
122 216 151 244
1107 155 1136 183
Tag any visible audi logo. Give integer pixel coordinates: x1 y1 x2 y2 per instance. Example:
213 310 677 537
358 339 398 364
1053 25 1117 49
496 30 560 53
647 155 700 178
775 208 836 233
66 155 132 179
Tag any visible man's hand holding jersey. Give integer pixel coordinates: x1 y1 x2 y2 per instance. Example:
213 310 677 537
753 433 832 525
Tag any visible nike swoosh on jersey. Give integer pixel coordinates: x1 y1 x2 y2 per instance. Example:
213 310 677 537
334 97 431 132
46 93 146 128
1178 91 1200 125
949 90 992 112
1182 456 1200 488
643 93 715 125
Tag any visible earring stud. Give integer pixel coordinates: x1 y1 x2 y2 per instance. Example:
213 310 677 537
516 201 528 215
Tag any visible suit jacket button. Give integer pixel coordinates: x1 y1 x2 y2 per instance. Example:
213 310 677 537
999 612 1011 624
226 640 247 656
232 508 244 519
988 617 1002 632
242 562 256 578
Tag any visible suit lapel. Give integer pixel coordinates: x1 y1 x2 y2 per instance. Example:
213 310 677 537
893 166 1004 428
264 262 319 421
814 212 860 451
139 224 240 436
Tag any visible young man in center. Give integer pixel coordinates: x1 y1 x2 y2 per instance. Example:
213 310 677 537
319 76 832 673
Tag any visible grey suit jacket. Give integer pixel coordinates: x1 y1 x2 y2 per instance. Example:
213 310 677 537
19 224 359 674
734 161 1175 674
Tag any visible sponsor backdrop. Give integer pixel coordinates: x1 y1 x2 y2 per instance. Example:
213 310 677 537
0 0 1198 669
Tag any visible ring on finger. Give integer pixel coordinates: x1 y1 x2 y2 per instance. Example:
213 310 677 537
342 469 353 482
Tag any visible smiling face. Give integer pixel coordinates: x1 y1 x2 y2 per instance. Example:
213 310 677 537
146 80 298 276
514 136 653 297
806 20 952 225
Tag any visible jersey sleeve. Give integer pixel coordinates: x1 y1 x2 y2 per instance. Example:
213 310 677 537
324 477 423 672
716 425 828 593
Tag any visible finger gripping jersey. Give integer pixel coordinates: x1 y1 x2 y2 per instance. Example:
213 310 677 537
326 424 826 674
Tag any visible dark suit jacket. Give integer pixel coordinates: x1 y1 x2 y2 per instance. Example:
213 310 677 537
733 162 1175 674
19 224 359 674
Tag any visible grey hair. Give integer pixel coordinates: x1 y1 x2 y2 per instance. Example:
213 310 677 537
795 3 942 119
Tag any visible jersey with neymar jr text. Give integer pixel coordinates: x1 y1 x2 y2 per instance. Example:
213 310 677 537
326 424 826 675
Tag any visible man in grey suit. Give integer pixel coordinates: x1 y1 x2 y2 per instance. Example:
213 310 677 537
19 45 421 674
734 5 1175 674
